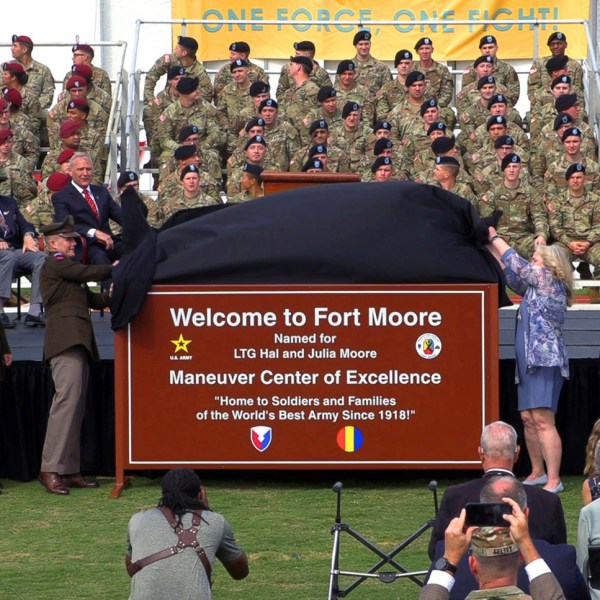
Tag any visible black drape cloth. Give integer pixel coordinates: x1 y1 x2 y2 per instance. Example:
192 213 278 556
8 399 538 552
111 182 511 329
1 359 598 481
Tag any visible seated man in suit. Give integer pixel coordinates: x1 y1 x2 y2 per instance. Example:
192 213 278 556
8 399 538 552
420 479 567 600
51 151 122 267
431 476 589 599
0 193 47 328
428 421 566 560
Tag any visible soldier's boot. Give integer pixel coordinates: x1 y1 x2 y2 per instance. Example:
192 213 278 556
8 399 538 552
577 262 593 280
588 287 600 304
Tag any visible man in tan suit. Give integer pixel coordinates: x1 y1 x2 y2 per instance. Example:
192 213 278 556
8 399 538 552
38 216 112 495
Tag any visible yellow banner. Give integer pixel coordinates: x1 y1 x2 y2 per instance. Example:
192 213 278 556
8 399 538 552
172 0 589 62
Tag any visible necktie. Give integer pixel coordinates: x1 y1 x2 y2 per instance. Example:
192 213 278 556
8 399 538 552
83 188 100 222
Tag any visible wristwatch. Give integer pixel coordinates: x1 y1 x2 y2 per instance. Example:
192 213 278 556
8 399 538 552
433 556 457 575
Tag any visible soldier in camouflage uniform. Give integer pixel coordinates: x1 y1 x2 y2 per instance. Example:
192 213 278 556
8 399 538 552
345 30 392 98
117 171 165 228
279 56 319 137
430 156 478 205
42 144 75 180
213 42 268 104
144 36 213 106
479 153 548 259
62 44 111 96
365 156 393 182
412 37 453 108
362 138 409 181
301 86 343 145
235 81 271 136
528 32 584 104
0 129 37 210
396 98 446 158
0 97 38 172
547 163 600 296
258 99 301 171
333 60 375 126
289 120 329 172
143 66 185 162
461 35 520 106
61 64 111 115
10 34 55 110
217 59 254 155
227 117 267 175
458 76 510 138
413 135 471 187
227 135 276 197
163 164 220 221
544 127 600 199
27 172 72 230
156 76 225 163
467 104 528 158
277 41 331 102
327 102 369 173
456 69 512 118
456 56 494 111
375 50 412 121
229 163 264 202
2 61 42 137
366 119 393 155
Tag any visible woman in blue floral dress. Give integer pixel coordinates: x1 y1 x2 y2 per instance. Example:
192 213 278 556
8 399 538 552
488 226 574 494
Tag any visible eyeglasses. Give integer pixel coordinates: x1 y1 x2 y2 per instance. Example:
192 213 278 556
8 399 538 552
73 53 87 58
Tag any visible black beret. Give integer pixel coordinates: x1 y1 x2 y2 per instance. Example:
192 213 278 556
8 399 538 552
435 156 460 167
487 94 507 109
242 162 264 179
258 98 278 111
565 163 585 179
420 98 438 116
373 120 392 133
501 153 521 170
553 112 573 130
177 36 198 53
244 135 267 149
180 164 199 179
474 55 494 68
229 41 250 54
405 71 425 86
373 138 393 156
176 76 199 95
174 144 197 160
230 59 249 72
294 41 315 52
431 136 455 154
249 81 270 96
394 50 413 67
547 32 567 45
427 122 446 136
309 119 329 135
487 115 507 130
342 102 360 119
561 127 581 141
546 55 569 74
353 30 371 45
317 86 336 102
290 55 313 70
117 171 138 188
371 156 392 172
302 158 324 172
167 66 186 80
555 93 577 111
551 75 571 89
244 117 265 132
477 75 495 89
414 37 433 49
308 144 327 158
178 125 199 142
494 135 514 148
479 35 497 47
336 60 355 75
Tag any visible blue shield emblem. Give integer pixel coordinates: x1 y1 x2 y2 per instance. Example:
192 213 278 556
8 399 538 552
251 426 272 452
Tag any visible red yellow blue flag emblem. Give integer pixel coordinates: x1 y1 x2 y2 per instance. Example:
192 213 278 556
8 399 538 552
336 426 363 452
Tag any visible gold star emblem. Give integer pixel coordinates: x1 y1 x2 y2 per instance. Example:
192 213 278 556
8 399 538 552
171 333 192 353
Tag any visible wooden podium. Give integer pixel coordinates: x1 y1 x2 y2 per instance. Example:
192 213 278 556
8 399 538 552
261 171 360 195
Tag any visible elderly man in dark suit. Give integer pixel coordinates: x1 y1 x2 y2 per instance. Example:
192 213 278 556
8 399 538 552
38 216 113 495
0 193 47 328
428 421 566 560
51 151 122 267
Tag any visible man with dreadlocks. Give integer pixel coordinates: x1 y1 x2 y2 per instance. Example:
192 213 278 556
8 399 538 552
125 468 249 599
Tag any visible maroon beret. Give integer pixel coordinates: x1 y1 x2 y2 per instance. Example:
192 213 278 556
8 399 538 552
3 87 22 108
66 75 87 90
59 120 84 138
72 43 94 58
47 173 72 192
0 129 14 143
3 61 25 74
12 35 33 47
71 64 93 82
57 149 75 164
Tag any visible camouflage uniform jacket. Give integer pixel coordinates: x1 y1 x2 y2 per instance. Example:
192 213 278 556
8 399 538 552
300 106 343 145
351 55 392 97
228 189 263 203
47 98 108 149
216 82 254 152
16 85 42 136
20 59 55 109
412 60 454 106
471 159 533 195
548 189 600 245
0 152 37 208
5 121 39 172
334 82 376 125
143 85 179 138
144 55 213 104
529 101 588 137
213 61 268 103
162 188 220 221
226 161 276 197
479 180 548 241
158 164 222 204
461 59 520 105
327 123 369 173
455 81 511 115
156 100 225 159
466 140 530 177
375 79 407 121
412 151 470 184
469 122 530 157
528 56 584 101
279 79 320 131
544 155 600 198
263 120 302 171
24 180 54 229
276 61 331 101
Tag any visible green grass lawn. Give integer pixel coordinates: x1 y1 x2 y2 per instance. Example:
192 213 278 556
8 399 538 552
0 473 586 599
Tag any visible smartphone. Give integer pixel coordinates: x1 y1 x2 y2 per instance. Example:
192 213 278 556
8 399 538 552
465 502 512 527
